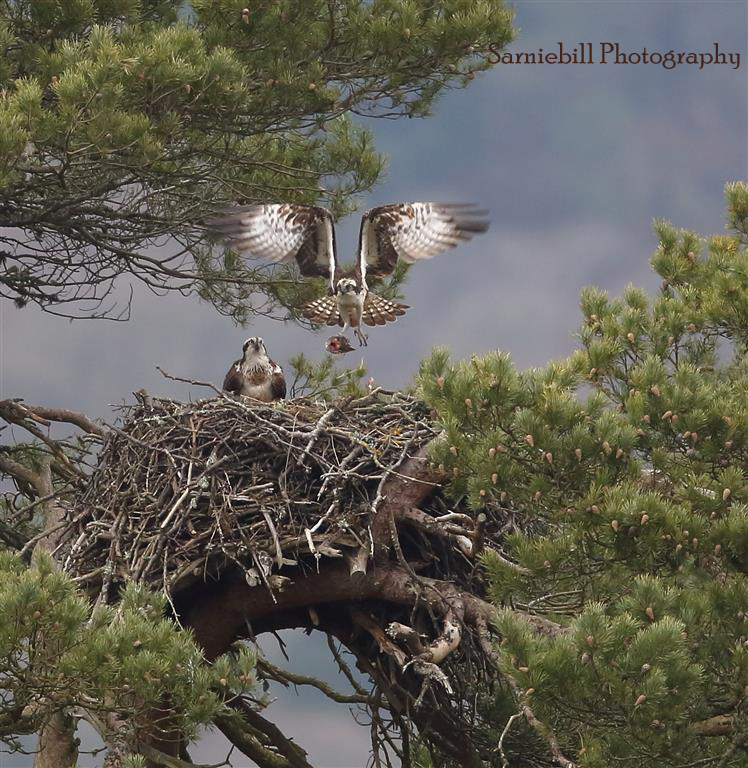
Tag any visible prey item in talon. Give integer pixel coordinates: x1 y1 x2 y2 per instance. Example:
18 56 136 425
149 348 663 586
326 335 355 355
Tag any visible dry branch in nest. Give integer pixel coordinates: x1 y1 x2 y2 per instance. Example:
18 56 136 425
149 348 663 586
55 390 565 767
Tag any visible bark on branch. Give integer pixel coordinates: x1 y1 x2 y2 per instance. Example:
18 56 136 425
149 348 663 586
689 713 735 737
214 705 313 768
0 399 107 438
256 657 371 705
370 443 444 566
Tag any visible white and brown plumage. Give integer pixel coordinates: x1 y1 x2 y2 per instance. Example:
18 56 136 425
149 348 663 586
223 337 286 402
209 203 490 346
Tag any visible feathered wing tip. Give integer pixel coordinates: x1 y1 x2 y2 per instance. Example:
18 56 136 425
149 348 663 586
303 295 341 327
444 204 491 235
362 294 409 327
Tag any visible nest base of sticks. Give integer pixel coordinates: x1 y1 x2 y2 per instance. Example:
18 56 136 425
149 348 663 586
60 391 518 764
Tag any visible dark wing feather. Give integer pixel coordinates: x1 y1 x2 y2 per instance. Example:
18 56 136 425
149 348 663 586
358 203 489 279
302 295 342 327
361 294 409 327
269 360 286 401
209 204 337 286
223 361 243 394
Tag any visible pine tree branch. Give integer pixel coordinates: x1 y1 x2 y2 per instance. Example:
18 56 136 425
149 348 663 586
505 677 577 768
256 657 371 705
689 713 735 737
212 716 293 768
0 399 107 438
216 698 314 768
325 635 370 698
137 743 225 768
475 616 577 768
0 453 42 493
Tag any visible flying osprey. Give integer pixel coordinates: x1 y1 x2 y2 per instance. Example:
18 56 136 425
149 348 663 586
210 203 489 346
223 337 286 402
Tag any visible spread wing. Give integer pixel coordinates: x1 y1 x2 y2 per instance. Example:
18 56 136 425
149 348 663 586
269 360 286 401
209 204 337 288
303 295 342 327
223 361 243 394
358 203 489 280
361 294 408 327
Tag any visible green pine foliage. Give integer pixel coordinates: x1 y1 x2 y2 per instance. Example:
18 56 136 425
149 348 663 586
416 181 748 767
287 352 367 399
0 550 256 755
0 0 514 319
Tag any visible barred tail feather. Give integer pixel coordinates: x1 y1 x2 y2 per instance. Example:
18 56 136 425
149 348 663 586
362 294 409 327
303 296 341 327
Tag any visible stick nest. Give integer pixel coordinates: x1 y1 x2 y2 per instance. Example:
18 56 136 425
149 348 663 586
56 390 548 765
60 390 444 600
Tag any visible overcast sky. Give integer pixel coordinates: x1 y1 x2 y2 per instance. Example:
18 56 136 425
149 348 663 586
1 1 746 766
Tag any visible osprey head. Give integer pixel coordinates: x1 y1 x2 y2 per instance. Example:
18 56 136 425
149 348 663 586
335 277 358 295
242 336 267 360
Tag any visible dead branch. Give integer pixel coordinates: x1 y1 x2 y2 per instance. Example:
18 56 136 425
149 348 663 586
371 443 444 567
256 657 371 706
397 506 476 556
219 697 314 768
351 610 408 667
0 453 41 493
0 398 107 438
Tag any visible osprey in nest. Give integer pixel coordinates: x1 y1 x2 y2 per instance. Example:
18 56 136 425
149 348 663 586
223 337 286 402
210 203 490 346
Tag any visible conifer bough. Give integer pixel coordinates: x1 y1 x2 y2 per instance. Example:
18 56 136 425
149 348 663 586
0 0 513 322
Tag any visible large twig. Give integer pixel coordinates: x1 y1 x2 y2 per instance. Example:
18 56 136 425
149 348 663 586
219 697 314 768
256 657 371 705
